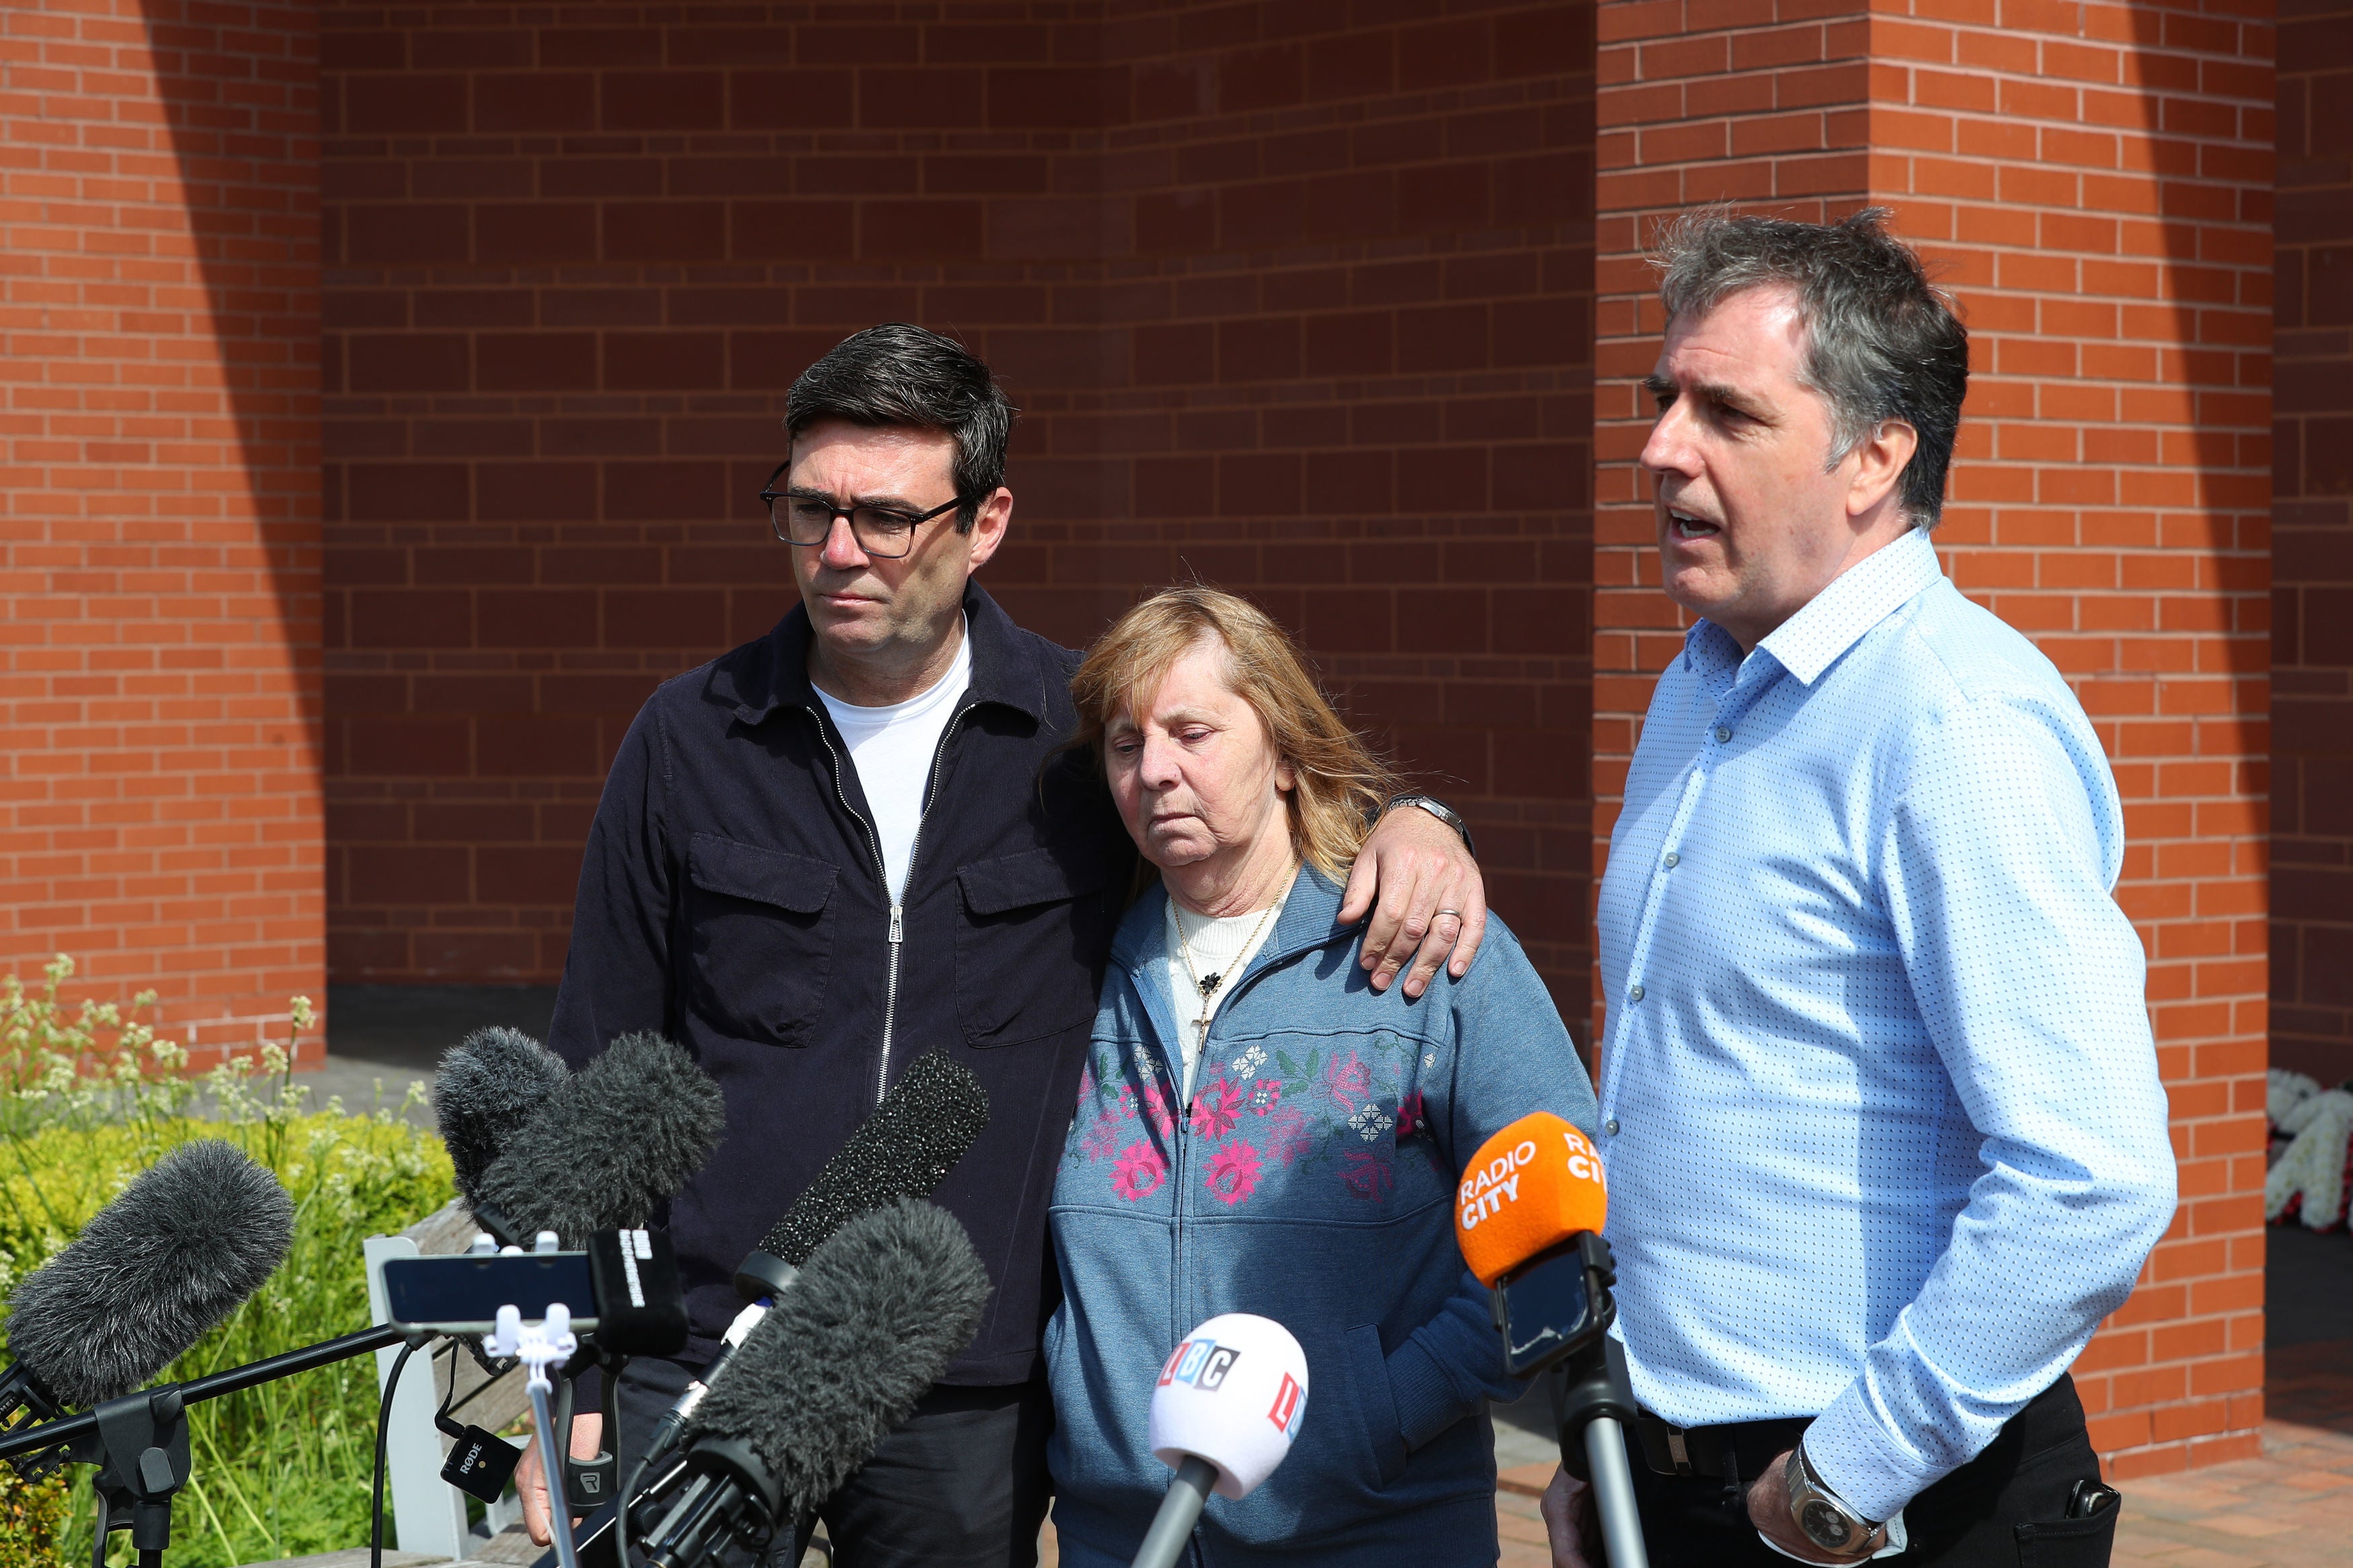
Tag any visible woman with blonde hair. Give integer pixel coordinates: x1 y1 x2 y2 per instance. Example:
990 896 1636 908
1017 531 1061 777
1043 585 1599 1567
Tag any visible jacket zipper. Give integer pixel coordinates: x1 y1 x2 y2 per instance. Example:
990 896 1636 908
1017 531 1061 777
879 704 972 1104
1158 927 1307 1450
810 700 978 1109
803 707 894 1091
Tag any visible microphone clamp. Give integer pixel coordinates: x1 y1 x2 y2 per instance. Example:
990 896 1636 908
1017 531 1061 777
1490 1230 1618 1378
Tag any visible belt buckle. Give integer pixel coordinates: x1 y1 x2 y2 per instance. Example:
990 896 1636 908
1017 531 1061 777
1665 1428 1695 1475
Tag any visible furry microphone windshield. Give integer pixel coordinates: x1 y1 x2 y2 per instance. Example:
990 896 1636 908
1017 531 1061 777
432 1026 569 1205
688 1198 991 1521
5 1139 294 1409
756 1049 992 1269
469 1032 725 1245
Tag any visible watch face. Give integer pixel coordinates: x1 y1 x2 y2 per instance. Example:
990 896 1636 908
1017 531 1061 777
1800 1499 1857 1549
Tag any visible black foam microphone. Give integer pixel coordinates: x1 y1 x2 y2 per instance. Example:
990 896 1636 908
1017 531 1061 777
1 1140 294 1428
469 1032 727 1247
631 1048 991 1472
633 1200 992 1568
735 1048 992 1297
432 1025 569 1208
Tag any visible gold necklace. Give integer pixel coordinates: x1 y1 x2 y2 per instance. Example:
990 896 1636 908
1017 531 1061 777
1170 880 1285 1067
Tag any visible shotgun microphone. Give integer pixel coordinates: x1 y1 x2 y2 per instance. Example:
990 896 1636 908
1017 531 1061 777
433 1026 571 1210
1 1141 294 1466
469 1032 727 1247
637 1048 991 1469
733 1048 992 1298
631 1200 991 1568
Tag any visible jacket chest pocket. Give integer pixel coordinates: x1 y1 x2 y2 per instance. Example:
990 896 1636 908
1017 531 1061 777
684 833 838 1048
955 843 1111 1048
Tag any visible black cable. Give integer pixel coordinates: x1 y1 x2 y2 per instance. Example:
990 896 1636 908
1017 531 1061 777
372 1337 425 1568
614 1445 647 1568
604 1354 629 1563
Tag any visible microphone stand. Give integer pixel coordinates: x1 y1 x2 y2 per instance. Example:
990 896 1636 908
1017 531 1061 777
1550 1332 1646 1568
0 1323 419 1568
1490 1233 1648 1568
0 1323 408 1466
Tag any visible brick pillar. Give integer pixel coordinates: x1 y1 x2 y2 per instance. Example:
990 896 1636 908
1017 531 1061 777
0 0 324 1062
1594 0 2271 1480
2272 0 2352 1085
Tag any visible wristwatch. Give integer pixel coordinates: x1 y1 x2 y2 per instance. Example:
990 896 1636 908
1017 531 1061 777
1384 794 1476 856
1784 1443 1888 1562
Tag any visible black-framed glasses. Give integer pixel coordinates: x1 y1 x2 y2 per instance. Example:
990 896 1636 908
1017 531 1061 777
758 460 971 561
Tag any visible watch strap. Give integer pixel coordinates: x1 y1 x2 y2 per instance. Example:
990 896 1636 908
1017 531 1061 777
1384 794 1476 857
1786 1442 1888 1561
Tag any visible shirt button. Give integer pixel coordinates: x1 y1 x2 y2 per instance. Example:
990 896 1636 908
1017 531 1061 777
1713 725 1732 743
1605 1118 1620 1137
1628 983 1645 1001
1663 852 1680 868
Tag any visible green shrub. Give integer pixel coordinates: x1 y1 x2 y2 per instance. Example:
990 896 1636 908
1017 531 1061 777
0 1462 70 1568
0 959 455 1566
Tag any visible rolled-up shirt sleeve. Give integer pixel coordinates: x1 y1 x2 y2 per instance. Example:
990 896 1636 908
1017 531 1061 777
1802 694 2178 1521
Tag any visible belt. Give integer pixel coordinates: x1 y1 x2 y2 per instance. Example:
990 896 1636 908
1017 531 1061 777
1631 1409 1811 1497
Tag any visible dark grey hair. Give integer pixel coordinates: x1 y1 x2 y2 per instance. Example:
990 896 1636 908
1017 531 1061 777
785 323 1018 532
1652 207 1968 528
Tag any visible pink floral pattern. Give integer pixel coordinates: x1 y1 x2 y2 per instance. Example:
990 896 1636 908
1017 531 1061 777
1119 1080 1176 1137
1205 1142 1263 1206
1394 1090 1425 1141
1323 1052 1370 1110
1112 1143 1167 1201
1189 1077 1240 1140
1341 1148 1394 1200
1071 1032 1434 1209
1079 1116 1120 1161
1263 1107 1312 1166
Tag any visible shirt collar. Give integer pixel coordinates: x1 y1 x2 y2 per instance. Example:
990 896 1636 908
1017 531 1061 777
1682 528 1942 688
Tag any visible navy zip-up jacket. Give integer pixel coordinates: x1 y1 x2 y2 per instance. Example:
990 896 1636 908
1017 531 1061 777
548 582 1133 1383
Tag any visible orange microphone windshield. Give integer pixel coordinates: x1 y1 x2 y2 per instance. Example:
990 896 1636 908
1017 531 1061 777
1453 1111 1609 1287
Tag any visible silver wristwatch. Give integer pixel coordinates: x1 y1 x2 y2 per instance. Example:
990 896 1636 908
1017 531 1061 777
1384 794 1475 856
1784 1443 1888 1561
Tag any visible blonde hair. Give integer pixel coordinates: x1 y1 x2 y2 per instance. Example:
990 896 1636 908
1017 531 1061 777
1070 586 1399 882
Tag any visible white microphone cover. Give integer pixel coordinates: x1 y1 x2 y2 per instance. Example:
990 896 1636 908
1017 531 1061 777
1146 1313 1308 1501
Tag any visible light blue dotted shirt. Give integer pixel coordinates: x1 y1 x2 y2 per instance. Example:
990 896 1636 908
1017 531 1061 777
1596 528 2177 1522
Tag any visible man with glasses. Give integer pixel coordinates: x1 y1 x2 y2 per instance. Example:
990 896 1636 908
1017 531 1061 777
523 323 1491 1567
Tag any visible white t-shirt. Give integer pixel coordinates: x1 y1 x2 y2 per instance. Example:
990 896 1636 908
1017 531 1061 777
812 620 973 905
1160 873 1293 1101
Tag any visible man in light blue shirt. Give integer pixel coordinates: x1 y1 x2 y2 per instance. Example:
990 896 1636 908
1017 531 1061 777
1545 211 2175 1567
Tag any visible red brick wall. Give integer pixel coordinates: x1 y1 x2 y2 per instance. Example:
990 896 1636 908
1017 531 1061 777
0 0 324 1063
2272 0 2352 1087
319 1 1598 1018
1592 0 2271 1481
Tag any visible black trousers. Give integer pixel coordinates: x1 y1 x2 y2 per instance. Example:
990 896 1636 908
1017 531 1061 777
613 1356 1054 1568
1610 1374 2120 1567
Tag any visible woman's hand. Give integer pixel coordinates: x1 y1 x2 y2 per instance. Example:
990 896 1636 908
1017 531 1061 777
1343 804 1488 997
517 1411 604 1546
